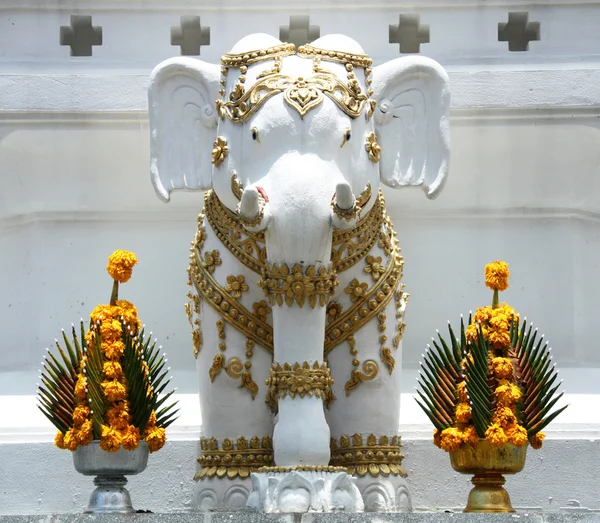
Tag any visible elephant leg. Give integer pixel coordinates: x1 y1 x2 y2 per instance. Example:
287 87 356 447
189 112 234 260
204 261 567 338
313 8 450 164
326 297 411 512
192 302 274 511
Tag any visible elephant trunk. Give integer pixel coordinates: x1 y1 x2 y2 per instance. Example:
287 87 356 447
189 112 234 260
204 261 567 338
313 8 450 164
244 153 351 467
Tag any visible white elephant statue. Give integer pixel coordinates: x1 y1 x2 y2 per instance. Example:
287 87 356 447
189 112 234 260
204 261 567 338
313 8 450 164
148 33 449 512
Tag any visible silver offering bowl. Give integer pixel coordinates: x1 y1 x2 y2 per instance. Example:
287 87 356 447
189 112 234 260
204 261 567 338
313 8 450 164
73 441 149 514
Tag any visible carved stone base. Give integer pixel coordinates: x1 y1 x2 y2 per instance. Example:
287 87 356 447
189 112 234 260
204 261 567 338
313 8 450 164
246 469 364 513
193 477 252 511
353 474 412 512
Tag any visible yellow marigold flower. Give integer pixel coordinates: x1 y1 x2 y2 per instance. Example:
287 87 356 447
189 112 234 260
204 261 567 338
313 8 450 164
100 425 122 453
63 430 79 451
148 410 157 427
54 431 66 449
103 361 123 380
439 427 464 453
107 250 138 283
493 405 517 428
90 304 121 324
74 374 87 400
488 328 511 350
529 432 546 450
122 426 141 451
103 340 125 360
107 402 130 430
72 405 91 427
491 357 514 380
465 322 487 345
100 319 123 343
485 423 508 447
102 379 127 402
473 306 494 324
145 427 167 453
456 381 469 403
485 261 510 292
495 381 523 406
115 300 141 333
460 424 481 447
455 402 472 423
433 429 442 448
75 420 94 446
506 425 528 447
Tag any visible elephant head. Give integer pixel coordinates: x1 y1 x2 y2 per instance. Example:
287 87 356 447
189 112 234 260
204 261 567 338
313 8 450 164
148 33 449 471
149 33 449 266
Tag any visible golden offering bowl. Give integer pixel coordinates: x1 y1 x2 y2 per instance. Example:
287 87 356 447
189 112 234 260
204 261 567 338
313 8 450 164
450 439 528 513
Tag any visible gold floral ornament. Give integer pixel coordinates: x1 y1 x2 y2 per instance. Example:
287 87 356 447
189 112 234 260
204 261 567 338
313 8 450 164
345 278 369 303
258 263 339 308
196 435 273 480
365 255 385 281
365 132 381 163
266 362 335 412
252 300 272 321
211 136 228 167
415 261 567 456
225 274 249 299
330 434 406 477
203 250 222 273
38 252 178 455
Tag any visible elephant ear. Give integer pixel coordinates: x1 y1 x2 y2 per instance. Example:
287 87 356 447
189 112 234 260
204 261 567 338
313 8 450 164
371 56 450 199
148 57 221 202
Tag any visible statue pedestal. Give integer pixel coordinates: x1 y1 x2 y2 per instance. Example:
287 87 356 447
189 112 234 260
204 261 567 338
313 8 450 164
246 469 364 513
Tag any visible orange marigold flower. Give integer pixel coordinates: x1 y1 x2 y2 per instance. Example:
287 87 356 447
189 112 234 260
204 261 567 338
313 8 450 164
107 402 130 430
103 340 125 360
493 406 517 428
72 405 91 426
100 319 123 343
54 431 66 449
115 300 141 333
122 426 141 451
144 426 167 453
102 379 127 402
103 361 123 380
506 425 528 447
107 250 138 283
100 425 122 453
485 261 510 292
90 304 121 324
433 429 442 448
148 410 157 427
456 402 472 423
491 357 513 380
495 381 523 406
529 432 546 449
75 420 94 446
488 328 511 350
74 374 87 400
473 306 494 324
460 424 481 447
439 427 464 453
456 381 469 403
63 430 79 451
485 423 508 447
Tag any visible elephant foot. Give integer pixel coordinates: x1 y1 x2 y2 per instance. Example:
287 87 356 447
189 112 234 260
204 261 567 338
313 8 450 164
246 468 364 513
353 475 412 512
193 477 252 511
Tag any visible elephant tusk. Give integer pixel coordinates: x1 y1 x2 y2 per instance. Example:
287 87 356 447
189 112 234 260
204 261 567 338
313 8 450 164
237 187 270 232
331 182 360 230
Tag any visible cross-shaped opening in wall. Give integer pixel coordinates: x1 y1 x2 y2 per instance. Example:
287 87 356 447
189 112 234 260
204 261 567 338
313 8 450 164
60 15 102 57
279 16 320 48
171 16 210 56
498 12 540 52
389 14 430 54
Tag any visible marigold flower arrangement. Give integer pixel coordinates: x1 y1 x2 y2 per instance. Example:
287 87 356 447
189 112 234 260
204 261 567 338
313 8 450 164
416 261 567 453
37 250 178 453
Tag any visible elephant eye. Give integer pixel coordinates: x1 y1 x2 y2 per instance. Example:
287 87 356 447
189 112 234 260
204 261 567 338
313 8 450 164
340 128 352 148
251 127 260 142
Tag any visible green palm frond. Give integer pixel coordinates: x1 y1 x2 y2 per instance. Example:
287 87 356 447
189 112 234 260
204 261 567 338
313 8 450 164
37 323 85 433
84 325 108 438
463 326 493 437
516 323 567 437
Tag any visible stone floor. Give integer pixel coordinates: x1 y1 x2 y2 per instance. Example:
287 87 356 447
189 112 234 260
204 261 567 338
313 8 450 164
0 513 599 523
